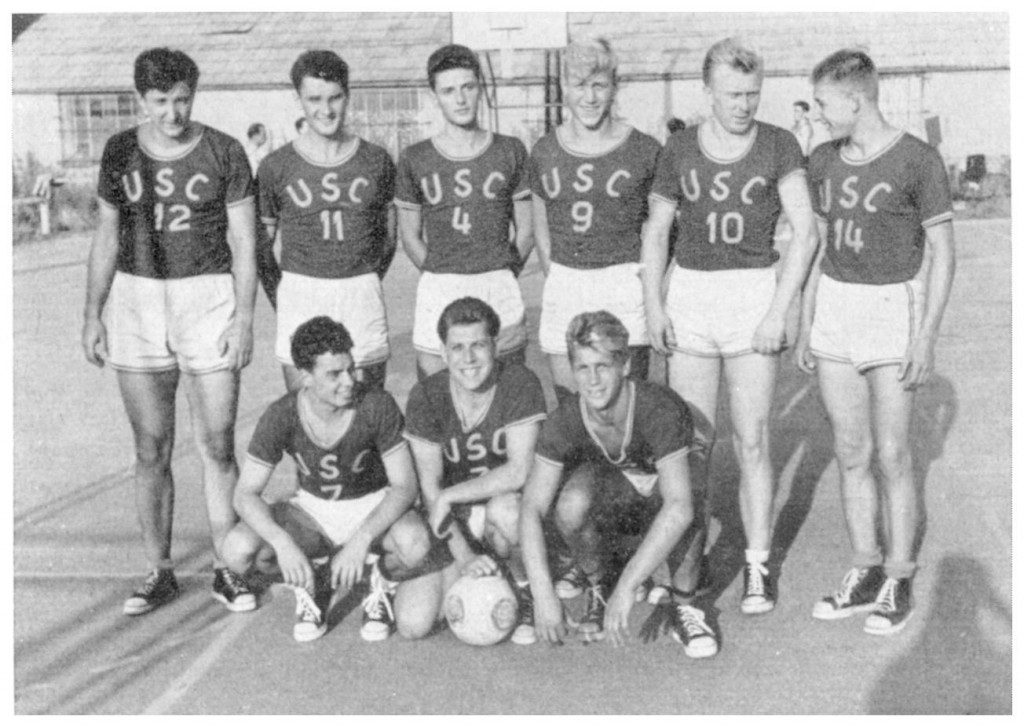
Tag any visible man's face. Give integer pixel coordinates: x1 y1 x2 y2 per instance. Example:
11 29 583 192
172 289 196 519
442 322 496 393
813 81 858 139
571 344 628 413
303 351 357 409
297 77 348 138
705 64 762 135
432 68 481 129
793 104 807 124
252 128 268 147
564 70 616 130
138 82 195 140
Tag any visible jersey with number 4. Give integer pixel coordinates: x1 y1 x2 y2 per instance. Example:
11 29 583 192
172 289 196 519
809 132 953 285
97 124 254 279
529 127 660 269
404 362 547 488
257 139 395 279
394 133 529 275
650 121 804 271
247 388 406 501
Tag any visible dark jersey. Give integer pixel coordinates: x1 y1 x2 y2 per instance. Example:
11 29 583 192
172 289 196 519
256 139 396 279
809 132 953 285
535 380 693 482
247 388 406 501
404 362 547 488
97 124 254 279
529 127 660 269
394 133 530 275
650 121 805 270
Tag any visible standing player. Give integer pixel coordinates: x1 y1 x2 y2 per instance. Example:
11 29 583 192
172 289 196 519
81 48 258 616
398 297 547 644
395 44 533 379
257 50 396 392
798 50 955 635
791 101 817 158
641 38 818 616
520 312 718 657
529 38 661 402
222 317 438 642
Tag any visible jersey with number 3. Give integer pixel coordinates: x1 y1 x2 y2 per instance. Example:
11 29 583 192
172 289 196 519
809 133 953 285
650 121 804 271
97 124 254 279
404 362 547 488
394 133 529 274
247 388 406 501
257 139 395 279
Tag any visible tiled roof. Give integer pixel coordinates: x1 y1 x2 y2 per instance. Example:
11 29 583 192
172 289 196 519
13 12 1008 93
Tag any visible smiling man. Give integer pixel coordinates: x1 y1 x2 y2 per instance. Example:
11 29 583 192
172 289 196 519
82 47 258 616
256 50 397 392
396 45 533 379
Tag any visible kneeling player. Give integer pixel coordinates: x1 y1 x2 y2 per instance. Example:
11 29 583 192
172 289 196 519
399 298 547 644
222 317 436 642
520 312 718 657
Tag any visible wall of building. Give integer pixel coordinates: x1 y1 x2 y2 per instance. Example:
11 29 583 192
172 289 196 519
13 95 61 172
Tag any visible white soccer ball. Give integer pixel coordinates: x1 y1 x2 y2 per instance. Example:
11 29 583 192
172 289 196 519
444 574 519 646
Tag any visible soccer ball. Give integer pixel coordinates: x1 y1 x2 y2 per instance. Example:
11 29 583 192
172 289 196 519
444 574 519 646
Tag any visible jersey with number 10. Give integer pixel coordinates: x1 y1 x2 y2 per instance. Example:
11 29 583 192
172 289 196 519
529 127 660 269
650 122 804 271
394 133 529 275
257 139 396 279
809 132 953 285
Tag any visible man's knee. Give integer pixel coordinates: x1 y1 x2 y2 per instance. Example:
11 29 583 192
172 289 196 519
732 421 770 466
833 431 873 474
387 514 432 568
221 523 264 572
876 437 913 481
133 431 174 473
485 493 521 543
555 465 599 533
195 428 236 466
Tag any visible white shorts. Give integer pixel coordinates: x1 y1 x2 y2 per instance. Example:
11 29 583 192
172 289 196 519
288 487 389 548
665 265 777 358
105 271 234 374
539 262 648 355
810 275 924 372
412 269 526 356
275 271 389 368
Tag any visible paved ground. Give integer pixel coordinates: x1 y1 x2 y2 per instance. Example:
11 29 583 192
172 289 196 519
12 218 1011 714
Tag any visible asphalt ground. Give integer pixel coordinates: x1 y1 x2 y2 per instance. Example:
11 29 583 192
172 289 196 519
11 218 1012 714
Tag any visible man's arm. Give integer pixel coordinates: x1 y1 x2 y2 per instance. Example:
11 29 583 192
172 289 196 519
224 199 258 369
520 457 568 644
255 220 281 309
397 206 428 270
530 196 552 275
407 438 476 563
900 220 955 389
81 202 121 367
511 198 535 273
331 443 419 590
752 172 820 354
795 218 828 374
640 196 679 355
376 204 399 279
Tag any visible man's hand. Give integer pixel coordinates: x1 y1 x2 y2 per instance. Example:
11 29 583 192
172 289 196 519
534 592 567 645
428 491 454 538
276 539 315 592
331 537 371 591
646 306 677 355
899 334 935 390
603 585 635 647
219 319 254 371
752 310 787 354
82 318 109 367
461 554 499 578
794 333 816 374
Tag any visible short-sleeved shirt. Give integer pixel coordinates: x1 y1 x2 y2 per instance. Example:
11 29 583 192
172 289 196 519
809 132 954 285
247 388 406 501
535 380 693 481
529 127 661 269
394 133 530 275
256 139 396 279
650 121 805 271
97 124 254 279
404 362 547 488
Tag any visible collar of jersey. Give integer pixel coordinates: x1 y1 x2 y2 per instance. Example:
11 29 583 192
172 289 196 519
449 374 497 433
579 380 636 465
297 391 356 450
430 131 494 162
137 122 205 161
292 136 361 168
838 131 905 166
555 125 634 158
697 121 758 165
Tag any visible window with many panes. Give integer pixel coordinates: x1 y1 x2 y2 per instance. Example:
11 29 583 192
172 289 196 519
347 88 430 159
59 93 139 165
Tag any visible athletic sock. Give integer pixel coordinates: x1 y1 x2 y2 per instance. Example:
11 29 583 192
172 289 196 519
744 548 769 565
883 560 916 580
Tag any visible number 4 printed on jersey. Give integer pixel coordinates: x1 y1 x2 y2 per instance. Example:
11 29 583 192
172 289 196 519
452 206 471 235
832 218 864 253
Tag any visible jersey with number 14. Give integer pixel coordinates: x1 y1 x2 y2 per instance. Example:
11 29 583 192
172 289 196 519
809 132 953 285
257 139 395 279
650 122 804 271
394 133 529 275
529 127 660 269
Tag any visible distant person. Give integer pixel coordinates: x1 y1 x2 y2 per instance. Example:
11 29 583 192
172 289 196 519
791 100 816 157
246 122 270 172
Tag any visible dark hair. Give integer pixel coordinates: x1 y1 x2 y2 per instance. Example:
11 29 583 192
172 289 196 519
291 316 354 371
246 123 265 139
666 117 686 135
437 297 500 343
793 100 810 112
133 47 200 95
290 50 349 93
811 49 879 102
427 44 482 89
565 310 630 365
